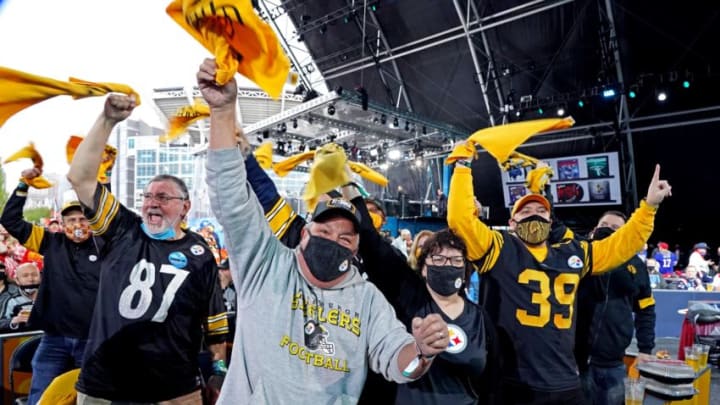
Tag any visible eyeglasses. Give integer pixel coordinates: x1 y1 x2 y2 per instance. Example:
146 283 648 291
142 193 187 205
426 254 465 267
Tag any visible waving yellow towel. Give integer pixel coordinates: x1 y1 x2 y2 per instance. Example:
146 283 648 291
4 143 53 189
253 142 274 170
0 66 140 127
66 135 118 185
161 101 211 143
468 117 574 163
274 143 388 210
167 0 296 99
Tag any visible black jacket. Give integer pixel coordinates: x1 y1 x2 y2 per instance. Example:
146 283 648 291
575 255 656 369
0 183 102 338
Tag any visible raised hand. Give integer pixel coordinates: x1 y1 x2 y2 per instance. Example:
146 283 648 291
645 164 672 207
103 94 136 123
21 167 42 180
412 313 449 357
197 58 238 112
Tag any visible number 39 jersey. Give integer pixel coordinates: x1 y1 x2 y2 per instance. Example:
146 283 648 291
77 185 228 402
476 231 591 392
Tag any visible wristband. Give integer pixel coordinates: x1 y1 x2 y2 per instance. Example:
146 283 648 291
402 344 434 378
212 359 228 376
455 159 472 168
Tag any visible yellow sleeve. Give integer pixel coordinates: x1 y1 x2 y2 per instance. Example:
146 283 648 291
206 312 230 337
447 165 500 264
591 200 656 274
266 198 298 240
86 185 120 236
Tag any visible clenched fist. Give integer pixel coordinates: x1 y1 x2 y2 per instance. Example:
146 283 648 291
412 314 448 358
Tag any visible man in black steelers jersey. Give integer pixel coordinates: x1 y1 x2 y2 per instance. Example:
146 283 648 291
448 151 672 405
67 94 228 404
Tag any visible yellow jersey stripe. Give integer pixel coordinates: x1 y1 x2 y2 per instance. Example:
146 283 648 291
266 199 297 239
638 296 656 309
23 225 45 252
89 186 120 236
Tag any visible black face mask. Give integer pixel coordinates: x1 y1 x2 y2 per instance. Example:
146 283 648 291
20 283 40 296
302 233 354 282
592 226 615 241
426 265 465 296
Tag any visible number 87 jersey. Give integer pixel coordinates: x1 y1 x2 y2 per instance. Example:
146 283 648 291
474 232 589 393
76 185 228 402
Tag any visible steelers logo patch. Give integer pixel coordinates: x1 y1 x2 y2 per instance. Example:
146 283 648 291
567 255 583 269
190 244 205 256
446 324 467 354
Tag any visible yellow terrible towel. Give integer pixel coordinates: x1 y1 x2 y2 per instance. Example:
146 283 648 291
0 66 140 127
37 368 79 405
66 135 118 185
167 0 297 99
254 142 274 169
468 117 575 163
160 101 211 143
274 143 388 210
3 142 53 189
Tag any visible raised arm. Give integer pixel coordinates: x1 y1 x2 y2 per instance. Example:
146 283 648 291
67 95 135 209
447 161 496 261
0 168 48 254
200 58 290 299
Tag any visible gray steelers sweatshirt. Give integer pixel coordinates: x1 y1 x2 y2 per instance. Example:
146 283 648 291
206 147 415 404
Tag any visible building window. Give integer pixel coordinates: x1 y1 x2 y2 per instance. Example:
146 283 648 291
128 138 135 150
137 150 156 164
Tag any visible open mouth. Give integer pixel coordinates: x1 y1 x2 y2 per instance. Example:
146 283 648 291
147 213 164 226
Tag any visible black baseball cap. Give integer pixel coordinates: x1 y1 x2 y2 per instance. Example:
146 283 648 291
312 198 361 232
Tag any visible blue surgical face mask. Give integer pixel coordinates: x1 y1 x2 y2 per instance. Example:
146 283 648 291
141 223 176 240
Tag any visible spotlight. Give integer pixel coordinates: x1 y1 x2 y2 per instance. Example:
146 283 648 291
657 91 667 102
262 130 270 139
370 148 379 157
556 107 565 116
537 107 544 115
602 88 616 98
278 122 287 133
628 84 639 99
327 104 336 115
422 126 427 135
415 158 423 167
292 118 298 129
682 80 690 89
393 117 399 127
404 121 410 131
380 114 387 124
388 149 402 160
577 99 585 108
